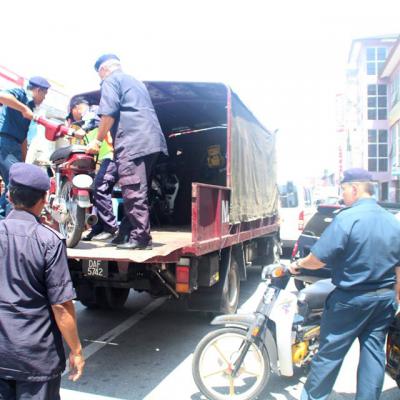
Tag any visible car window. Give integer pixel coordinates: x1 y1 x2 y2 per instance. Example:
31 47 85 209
279 183 299 208
302 210 335 236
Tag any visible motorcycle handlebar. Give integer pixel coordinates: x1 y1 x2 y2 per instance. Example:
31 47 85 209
34 116 71 141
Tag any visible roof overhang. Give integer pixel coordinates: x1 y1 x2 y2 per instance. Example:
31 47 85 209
380 37 400 78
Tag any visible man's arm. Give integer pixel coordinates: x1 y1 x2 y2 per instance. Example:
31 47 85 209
21 139 27 161
0 92 33 120
51 300 85 381
86 115 114 154
289 252 326 275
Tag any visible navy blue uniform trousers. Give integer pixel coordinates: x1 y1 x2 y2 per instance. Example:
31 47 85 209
92 158 118 234
0 136 22 213
117 153 158 244
301 288 397 400
0 376 60 400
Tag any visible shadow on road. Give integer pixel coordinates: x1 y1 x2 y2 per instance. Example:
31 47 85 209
61 267 267 399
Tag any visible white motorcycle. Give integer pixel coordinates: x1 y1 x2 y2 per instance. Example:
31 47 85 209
192 264 335 400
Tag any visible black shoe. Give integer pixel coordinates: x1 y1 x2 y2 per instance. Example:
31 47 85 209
82 230 102 241
117 240 153 250
110 232 129 245
91 231 116 241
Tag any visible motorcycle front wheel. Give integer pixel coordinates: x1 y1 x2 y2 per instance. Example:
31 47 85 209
59 180 85 248
192 327 270 400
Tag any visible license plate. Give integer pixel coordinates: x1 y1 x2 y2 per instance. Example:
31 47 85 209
83 259 109 278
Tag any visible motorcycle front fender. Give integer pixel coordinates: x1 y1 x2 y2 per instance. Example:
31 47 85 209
211 313 256 328
211 314 279 374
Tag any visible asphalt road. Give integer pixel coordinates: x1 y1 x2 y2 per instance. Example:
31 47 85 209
60 263 399 400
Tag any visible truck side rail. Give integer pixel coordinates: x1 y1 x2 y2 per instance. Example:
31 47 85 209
188 182 279 256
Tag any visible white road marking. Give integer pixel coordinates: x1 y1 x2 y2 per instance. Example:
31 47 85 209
61 388 125 400
62 297 167 377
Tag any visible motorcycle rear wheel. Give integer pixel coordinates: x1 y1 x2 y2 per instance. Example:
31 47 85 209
59 180 85 248
192 327 270 400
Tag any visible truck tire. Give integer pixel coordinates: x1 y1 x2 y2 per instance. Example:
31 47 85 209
264 235 281 265
77 283 130 309
97 287 130 309
220 257 240 314
187 249 241 313
76 281 98 309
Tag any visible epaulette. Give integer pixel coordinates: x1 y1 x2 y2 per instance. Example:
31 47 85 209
41 223 66 241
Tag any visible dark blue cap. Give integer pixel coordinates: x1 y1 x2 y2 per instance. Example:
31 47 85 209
28 76 51 89
341 168 373 184
94 54 120 71
9 163 50 192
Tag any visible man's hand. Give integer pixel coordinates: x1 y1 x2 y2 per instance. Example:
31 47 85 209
68 351 85 381
289 260 301 275
86 139 101 154
22 106 33 120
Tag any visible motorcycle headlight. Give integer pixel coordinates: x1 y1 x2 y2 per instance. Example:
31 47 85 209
72 174 93 189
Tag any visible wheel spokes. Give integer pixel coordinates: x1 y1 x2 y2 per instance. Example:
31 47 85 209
212 342 231 366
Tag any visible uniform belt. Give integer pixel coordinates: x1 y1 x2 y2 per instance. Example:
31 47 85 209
337 287 393 294
0 132 22 144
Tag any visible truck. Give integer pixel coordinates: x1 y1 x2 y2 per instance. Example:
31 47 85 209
66 81 280 313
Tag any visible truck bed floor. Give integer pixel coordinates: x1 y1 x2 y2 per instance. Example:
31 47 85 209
67 226 192 262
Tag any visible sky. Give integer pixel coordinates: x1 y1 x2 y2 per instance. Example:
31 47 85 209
2 0 400 181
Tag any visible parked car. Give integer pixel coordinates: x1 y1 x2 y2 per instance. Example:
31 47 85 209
278 180 315 253
291 201 400 290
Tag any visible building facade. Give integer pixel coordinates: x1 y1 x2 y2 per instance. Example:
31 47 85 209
344 35 399 201
381 37 400 201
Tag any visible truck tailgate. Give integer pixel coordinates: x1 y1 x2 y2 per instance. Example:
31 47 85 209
67 228 192 263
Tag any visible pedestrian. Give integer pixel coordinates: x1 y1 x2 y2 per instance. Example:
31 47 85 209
0 162 85 400
86 54 168 249
289 167 400 400
66 97 118 241
0 76 50 215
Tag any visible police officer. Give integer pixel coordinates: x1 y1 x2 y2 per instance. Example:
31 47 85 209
87 54 168 249
0 163 85 399
289 168 400 400
0 76 50 214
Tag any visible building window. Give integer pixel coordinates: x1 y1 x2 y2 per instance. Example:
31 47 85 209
368 129 388 172
366 47 387 75
367 84 387 120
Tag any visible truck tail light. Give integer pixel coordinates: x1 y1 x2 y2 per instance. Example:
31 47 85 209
298 210 305 231
176 265 190 293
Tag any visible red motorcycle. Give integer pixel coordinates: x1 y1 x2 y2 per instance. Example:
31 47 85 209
33 116 98 247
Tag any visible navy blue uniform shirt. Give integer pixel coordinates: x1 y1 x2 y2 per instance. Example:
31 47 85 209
311 198 400 290
98 70 168 161
0 210 76 382
0 88 35 144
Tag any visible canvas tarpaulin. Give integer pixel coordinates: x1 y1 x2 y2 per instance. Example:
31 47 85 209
230 94 278 223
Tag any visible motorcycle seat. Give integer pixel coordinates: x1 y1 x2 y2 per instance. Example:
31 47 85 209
299 279 335 311
50 145 87 163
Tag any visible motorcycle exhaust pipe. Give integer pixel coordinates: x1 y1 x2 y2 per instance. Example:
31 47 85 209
86 214 98 226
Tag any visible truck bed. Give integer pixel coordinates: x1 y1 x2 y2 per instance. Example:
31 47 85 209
67 227 192 263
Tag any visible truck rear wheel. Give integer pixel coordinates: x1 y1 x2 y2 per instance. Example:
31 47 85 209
220 256 240 314
77 283 130 309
